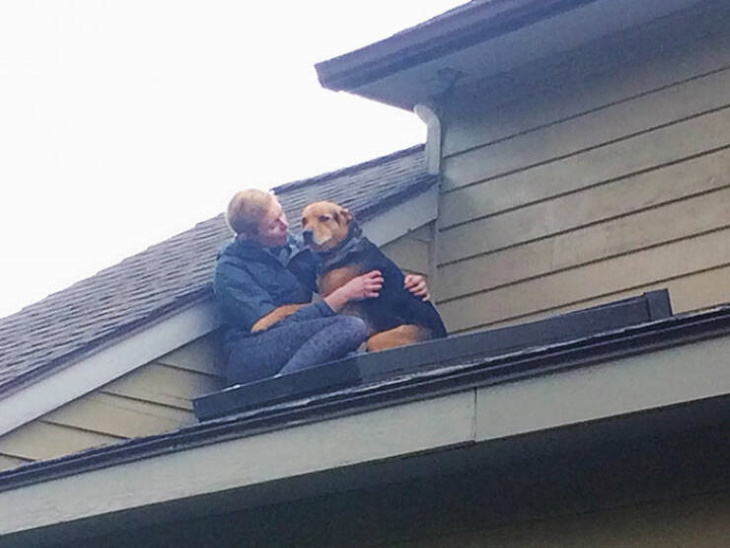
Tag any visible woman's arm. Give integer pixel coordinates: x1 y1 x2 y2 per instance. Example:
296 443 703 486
253 270 384 331
216 262 334 333
323 270 384 312
404 273 430 301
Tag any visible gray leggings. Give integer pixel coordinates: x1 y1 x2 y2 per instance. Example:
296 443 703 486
225 315 368 385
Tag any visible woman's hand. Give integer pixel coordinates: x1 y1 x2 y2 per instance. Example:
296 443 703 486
324 270 383 312
404 273 430 301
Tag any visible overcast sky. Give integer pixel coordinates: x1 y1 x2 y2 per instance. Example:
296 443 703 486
0 1 463 319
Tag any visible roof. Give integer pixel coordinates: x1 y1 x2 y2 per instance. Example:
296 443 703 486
0 144 434 398
315 0 600 93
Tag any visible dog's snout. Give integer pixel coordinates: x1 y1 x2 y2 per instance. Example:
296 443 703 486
302 229 313 244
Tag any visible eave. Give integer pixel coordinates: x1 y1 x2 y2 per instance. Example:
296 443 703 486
3 300 730 542
316 0 708 110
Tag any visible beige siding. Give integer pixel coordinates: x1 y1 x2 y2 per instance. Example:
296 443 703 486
0 333 225 472
380 223 434 277
441 3 730 159
436 16 730 333
0 422 122 462
0 454 31 470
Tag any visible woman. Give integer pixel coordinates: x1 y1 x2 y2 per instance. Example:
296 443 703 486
214 189 428 385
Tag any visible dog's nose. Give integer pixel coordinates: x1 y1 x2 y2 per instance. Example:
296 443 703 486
302 229 313 244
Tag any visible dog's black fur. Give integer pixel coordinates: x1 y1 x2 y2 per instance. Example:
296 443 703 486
312 224 447 340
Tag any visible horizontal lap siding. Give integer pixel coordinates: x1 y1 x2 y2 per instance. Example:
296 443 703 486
0 454 33 470
381 224 433 277
441 104 730 237
0 334 225 471
437 17 730 333
441 3 730 161
439 184 730 303
440 236 730 333
103 361 223 411
42 392 197 439
0 422 122 462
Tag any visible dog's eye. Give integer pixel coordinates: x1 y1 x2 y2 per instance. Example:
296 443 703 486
318 215 330 222
301 218 308 227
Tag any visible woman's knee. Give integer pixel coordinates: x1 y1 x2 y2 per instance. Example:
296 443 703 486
336 315 368 342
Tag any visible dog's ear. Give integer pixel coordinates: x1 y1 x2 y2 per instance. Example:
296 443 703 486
338 207 352 225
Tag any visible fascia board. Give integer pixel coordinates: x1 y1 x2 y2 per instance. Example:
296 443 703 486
0 301 220 437
0 391 476 537
475 333 730 441
318 0 706 110
316 0 602 91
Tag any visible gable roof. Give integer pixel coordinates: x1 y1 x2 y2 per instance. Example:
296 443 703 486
0 144 434 399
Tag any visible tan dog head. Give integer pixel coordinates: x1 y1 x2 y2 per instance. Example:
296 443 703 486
301 201 353 252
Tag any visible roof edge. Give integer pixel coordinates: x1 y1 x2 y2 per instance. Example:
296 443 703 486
3 302 730 493
315 0 601 93
273 144 425 195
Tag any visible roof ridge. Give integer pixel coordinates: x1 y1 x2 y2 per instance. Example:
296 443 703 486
273 143 424 195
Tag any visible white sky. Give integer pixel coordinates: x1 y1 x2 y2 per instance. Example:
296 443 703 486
0 0 463 319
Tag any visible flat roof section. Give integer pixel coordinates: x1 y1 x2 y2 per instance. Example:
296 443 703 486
193 290 672 421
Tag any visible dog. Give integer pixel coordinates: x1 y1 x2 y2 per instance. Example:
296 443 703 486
301 201 447 352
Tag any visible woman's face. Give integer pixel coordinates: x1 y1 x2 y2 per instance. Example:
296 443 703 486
255 199 289 247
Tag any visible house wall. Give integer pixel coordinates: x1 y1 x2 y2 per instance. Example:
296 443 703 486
381 223 434 278
435 6 730 333
0 334 225 471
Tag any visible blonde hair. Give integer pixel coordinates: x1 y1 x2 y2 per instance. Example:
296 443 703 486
225 189 275 237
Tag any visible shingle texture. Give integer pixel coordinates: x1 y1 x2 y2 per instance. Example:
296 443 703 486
0 144 434 394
